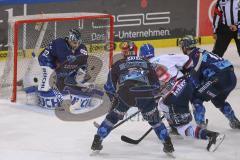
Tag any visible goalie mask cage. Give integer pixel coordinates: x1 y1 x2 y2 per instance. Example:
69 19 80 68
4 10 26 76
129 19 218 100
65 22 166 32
0 12 114 102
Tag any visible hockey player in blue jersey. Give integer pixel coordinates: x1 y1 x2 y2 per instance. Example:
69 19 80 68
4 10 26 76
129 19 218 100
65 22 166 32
91 41 174 154
178 35 240 129
139 43 225 152
37 29 95 109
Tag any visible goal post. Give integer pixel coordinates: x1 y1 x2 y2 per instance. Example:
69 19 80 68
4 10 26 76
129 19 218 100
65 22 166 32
0 12 114 103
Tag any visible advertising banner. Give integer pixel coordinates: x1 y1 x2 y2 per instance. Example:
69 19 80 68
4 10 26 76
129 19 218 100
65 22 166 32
0 0 197 50
0 0 77 5
199 0 217 36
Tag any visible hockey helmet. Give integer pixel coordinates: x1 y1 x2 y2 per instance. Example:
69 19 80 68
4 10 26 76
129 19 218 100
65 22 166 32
67 29 82 50
119 41 137 57
139 43 155 59
68 29 82 42
178 35 197 49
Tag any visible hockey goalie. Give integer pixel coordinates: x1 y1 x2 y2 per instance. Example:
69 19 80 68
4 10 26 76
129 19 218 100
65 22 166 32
23 28 104 111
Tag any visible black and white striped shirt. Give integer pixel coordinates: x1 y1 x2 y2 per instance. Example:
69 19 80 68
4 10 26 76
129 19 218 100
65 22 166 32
213 0 240 33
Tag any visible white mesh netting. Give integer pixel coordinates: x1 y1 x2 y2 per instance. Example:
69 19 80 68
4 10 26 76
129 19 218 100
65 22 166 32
0 13 113 102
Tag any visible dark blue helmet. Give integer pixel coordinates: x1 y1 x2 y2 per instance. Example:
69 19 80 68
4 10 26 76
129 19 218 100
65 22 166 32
178 35 197 49
139 43 155 59
68 29 82 43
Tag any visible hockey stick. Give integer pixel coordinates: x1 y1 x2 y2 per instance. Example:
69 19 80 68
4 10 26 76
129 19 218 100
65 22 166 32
93 110 141 130
119 68 179 145
121 115 164 145
28 21 48 71
121 127 153 145
49 71 72 109
6 21 48 90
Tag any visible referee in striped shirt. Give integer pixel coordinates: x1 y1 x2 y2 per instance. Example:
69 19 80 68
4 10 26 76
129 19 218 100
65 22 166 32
212 0 240 57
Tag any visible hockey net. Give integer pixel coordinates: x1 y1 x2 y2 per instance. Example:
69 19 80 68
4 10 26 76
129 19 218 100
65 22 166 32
0 12 114 102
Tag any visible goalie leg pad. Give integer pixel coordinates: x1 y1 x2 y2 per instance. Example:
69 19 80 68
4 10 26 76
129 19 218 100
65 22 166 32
38 90 61 109
38 66 54 91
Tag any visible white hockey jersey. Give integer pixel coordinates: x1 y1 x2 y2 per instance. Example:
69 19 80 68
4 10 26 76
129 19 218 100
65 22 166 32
149 54 189 82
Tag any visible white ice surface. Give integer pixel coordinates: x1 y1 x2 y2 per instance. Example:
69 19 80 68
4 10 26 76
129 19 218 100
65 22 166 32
0 44 240 160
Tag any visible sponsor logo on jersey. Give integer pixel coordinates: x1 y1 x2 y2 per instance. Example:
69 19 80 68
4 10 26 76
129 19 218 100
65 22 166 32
206 90 217 98
198 81 212 93
172 80 186 96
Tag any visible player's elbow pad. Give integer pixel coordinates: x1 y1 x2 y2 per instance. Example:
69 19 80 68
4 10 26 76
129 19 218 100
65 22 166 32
38 54 56 69
38 66 54 92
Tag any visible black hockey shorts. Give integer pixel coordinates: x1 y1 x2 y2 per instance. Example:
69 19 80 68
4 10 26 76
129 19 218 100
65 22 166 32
163 79 193 126
211 67 237 108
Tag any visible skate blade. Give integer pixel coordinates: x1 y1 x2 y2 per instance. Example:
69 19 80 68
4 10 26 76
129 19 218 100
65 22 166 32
209 134 225 152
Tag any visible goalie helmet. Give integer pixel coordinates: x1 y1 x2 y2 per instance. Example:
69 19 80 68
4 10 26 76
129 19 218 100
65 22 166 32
139 43 155 59
119 41 137 57
68 29 82 42
67 29 82 50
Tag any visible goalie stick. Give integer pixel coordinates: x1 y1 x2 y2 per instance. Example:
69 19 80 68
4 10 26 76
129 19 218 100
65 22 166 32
45 53 105 110
27 20 48 74
48 71 72 110
0 21 47 89
49 70 105 111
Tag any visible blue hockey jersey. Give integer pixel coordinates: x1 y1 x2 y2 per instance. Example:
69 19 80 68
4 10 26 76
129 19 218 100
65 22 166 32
38 38 88 69
186 47 232 84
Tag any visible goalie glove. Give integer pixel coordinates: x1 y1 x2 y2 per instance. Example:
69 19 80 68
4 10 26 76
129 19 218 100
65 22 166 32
64 67 94 89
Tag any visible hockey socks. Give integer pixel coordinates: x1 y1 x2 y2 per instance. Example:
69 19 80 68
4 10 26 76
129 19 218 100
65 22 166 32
153 122 170 142
193 103 206 126
97 119 114 140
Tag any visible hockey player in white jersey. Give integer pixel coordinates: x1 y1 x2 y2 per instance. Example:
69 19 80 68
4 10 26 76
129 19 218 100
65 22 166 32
139 44 225 152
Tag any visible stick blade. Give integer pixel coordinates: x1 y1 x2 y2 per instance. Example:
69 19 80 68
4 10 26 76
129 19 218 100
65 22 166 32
121 135 139 144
